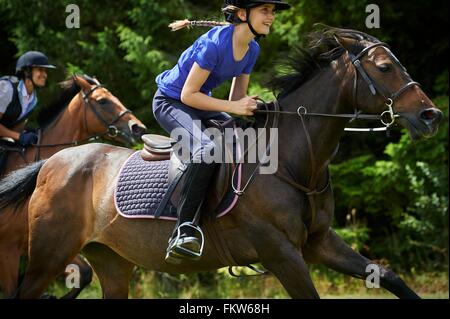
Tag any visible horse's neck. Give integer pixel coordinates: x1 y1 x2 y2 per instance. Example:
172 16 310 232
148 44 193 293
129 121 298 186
276 67 353 187
37 96 88 157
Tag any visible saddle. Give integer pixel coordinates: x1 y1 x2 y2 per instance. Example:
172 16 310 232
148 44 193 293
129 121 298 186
0 138 26 176
113 119 250 266
0 137 24 151
139 119 236 218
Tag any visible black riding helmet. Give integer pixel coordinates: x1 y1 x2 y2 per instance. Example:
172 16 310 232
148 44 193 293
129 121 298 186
16 51 56 75
222 0 291 37
15 51 56 86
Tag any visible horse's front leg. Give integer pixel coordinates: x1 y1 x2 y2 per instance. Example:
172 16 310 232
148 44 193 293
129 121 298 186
304 228 420 299
249 224 319 299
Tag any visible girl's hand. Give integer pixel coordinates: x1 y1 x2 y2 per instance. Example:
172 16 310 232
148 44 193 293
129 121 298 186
231 95 258 116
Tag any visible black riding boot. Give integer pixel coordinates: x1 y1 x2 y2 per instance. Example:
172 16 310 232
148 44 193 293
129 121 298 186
165 162 218 263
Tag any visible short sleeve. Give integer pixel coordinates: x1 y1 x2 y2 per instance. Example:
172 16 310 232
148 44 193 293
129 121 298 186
0 80 14 114
242 41 260 74
193 38 219 71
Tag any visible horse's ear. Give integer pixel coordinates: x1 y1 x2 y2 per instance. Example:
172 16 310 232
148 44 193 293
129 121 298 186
334 35 360 55
73 74 92 93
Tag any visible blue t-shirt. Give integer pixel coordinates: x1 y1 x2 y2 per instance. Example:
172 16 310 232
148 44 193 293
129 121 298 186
156 24 260 100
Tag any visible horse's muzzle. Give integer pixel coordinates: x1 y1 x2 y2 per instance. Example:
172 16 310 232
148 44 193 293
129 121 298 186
398 107 443 140
419 108 443 127
131 123 147 140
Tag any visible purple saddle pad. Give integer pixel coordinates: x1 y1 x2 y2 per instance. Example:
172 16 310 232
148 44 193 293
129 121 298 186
114 149 243 220
114 151 177 219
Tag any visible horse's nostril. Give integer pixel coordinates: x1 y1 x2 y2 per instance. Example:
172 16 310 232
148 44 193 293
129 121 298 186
420 108 443 122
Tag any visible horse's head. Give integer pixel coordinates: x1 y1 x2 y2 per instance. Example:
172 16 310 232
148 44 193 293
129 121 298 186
334 30 443 140
72 74 147 145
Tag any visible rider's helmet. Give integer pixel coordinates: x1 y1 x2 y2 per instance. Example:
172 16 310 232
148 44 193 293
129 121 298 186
222 0 291 23
15 51 56 79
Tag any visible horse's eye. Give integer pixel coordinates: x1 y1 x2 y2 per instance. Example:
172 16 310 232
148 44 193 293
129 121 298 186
97 98 109 105
377 64 392 73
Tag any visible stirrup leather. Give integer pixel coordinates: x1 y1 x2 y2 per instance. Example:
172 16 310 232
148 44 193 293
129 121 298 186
165 222 205 261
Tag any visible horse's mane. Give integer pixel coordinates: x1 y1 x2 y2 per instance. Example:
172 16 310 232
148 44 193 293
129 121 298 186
37 74 98 128
269 26 382 98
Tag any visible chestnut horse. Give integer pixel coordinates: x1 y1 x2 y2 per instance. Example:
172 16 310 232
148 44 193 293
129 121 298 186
0 74 146 298
5 28 443 298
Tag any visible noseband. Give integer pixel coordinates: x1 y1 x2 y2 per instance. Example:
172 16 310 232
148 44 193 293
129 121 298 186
255 42 421 132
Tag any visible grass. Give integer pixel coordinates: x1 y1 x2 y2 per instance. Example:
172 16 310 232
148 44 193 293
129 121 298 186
42 267 449 299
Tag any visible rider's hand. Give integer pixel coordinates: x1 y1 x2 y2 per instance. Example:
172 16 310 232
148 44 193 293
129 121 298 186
231 95 258 116
18 130 38 146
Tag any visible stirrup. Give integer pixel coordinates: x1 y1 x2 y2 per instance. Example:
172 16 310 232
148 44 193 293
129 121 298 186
165 222 205 263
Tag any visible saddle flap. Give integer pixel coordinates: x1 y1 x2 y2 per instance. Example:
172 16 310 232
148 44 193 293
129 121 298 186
165 120 237 215
168 159 233 216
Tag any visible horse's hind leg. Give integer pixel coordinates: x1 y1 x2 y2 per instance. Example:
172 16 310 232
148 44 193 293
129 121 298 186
304 228 420 299
59 255 93 299
82 243 135 299
16 191 86 298
17 237 83 299
17 221 84 299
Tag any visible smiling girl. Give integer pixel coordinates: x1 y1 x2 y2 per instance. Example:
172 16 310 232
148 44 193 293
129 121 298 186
152 0 291 263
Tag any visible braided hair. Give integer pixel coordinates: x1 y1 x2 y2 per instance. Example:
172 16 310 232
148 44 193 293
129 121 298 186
168 19 229 31
168 5 244 31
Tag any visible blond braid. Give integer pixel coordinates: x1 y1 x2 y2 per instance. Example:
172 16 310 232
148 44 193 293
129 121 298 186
168 19 230 31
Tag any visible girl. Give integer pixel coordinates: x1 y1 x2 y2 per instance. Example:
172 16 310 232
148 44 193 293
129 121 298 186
152 0 291 264
0 51 56 175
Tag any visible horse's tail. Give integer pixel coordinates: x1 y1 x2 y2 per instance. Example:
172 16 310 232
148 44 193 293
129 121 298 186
0 160 46 212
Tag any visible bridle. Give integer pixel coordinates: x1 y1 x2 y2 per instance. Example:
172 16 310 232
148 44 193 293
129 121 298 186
232 41 421 229
348 42 420 130
255 42 421 132
32 84 133 161
81 84 132 138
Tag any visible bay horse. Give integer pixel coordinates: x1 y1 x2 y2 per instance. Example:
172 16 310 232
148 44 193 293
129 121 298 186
5 28 443 298
0 74 146 298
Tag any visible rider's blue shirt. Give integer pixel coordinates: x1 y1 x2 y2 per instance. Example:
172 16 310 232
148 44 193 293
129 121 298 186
156 24 260 100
